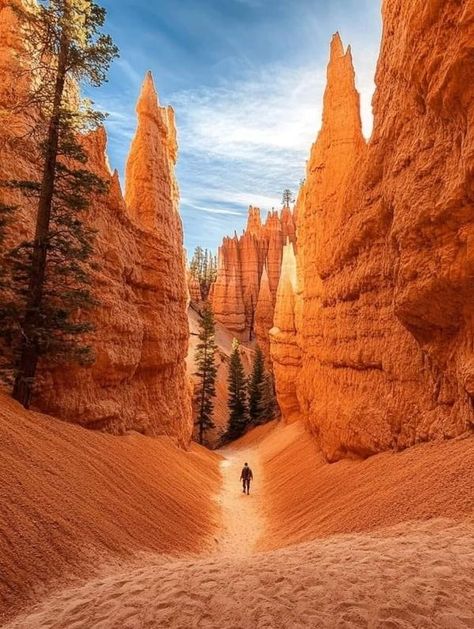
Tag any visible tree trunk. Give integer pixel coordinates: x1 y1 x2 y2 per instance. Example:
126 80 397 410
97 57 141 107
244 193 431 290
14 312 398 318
198 343 208 445
12 30 69 408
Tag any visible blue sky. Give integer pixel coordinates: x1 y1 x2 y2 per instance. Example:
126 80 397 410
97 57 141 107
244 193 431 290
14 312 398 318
95 0 382 254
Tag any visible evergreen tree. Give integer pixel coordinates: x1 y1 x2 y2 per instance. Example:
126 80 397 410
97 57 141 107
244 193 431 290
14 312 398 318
0 0 118 406
248 345 265 422
225 339 248 441
282 188 294 208
257 372 277 423
189 245 217 301
194 304 217 445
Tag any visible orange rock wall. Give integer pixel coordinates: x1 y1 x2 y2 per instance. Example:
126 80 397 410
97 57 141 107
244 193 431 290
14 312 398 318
291 3 474 461
213 206 296 355
0 6 192 445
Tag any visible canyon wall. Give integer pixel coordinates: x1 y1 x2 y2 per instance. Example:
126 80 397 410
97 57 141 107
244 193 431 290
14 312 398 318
287 2 474 461
212 206 296 361
0 3 192 445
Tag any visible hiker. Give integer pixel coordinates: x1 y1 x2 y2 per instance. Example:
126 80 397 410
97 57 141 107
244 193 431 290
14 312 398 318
240 462 253 495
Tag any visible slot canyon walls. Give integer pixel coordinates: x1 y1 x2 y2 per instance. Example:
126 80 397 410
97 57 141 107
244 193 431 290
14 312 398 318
0 2 192 445
279 0 474 461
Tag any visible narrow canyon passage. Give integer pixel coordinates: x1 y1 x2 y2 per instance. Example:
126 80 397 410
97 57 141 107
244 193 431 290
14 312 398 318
213 445 264 557
4 423 474 629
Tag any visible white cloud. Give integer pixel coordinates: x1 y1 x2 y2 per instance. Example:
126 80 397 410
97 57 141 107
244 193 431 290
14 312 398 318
181 202 243 216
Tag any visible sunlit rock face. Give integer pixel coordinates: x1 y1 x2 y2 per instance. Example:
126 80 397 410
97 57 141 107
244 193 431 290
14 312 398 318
0 11 192 445
212 206 297 361
212 234 247 335
270 243 301 423
187 272 202 307
255 265 274 369
294 6 474 461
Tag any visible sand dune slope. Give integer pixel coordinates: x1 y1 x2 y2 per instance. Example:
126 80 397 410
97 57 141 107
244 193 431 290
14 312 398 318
2 401 473 628
258 421 474 549
0 395 220 621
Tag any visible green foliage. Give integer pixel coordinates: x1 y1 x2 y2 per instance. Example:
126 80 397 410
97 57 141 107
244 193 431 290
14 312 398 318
194 304 218 445
189 246 217 301
247 345 277 425
0 0 118 403
224 339 249 442
248 345 265 422
282 188 294 208
257 372 277 424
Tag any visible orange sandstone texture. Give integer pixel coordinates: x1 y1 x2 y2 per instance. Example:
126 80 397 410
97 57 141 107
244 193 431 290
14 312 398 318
291 7 474 461
255 265 274 368
212 206 296 351
270 243 301 423
0 10 192 443
212 235 246 335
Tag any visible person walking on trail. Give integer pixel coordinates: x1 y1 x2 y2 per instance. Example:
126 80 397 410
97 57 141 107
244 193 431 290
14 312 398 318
240 462 253 495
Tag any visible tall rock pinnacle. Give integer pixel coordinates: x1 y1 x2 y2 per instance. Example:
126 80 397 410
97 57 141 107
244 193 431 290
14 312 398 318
270 242 301 423
125 71 180 238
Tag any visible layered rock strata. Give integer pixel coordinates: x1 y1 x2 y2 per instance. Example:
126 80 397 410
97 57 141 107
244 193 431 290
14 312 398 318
0 8 192 444
289 11 474 461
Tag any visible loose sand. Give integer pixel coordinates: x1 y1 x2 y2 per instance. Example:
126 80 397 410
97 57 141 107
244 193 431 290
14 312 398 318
4 519 474 629
0 395 221 622
1 398 473 628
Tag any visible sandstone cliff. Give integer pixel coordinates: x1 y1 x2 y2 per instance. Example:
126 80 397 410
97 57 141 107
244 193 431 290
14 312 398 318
255 265 273 368
212 234 246 335
0 7 192 444
212 205 297 354
289 7 474 461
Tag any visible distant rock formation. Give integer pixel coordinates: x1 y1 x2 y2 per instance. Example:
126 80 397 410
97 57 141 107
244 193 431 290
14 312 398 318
212 206 297 363
0 6 192 445
277 4 474 461
255 265 273 367
270 243 301 423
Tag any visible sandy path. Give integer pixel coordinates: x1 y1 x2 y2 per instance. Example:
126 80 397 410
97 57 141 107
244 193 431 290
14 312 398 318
213 447 264 556
4 519 474 628
3 434 474 628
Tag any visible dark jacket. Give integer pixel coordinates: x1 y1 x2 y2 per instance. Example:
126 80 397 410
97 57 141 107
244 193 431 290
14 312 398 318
240 466 253 481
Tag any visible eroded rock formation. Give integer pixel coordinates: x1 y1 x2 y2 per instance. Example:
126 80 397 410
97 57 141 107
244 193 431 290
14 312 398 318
212 205 296 354
270 243 301 422
212 234 246 335
0 8 192 444
285 6 474 461
255 265 273 368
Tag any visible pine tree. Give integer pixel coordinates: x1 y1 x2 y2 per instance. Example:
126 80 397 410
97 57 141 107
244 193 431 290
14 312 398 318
257 372 277 424
248 345 265 422
225 339 248 441
282 188 294 208
189 245 217 301
0 0 118 406
194 304 217 445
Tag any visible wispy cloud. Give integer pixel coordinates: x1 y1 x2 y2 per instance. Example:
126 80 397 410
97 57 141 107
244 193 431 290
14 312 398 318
96 0 381 254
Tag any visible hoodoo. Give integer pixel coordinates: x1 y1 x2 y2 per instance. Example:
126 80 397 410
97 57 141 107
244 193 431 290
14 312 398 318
270 242 301 423
212 234 247 335
255 264 274 368
294 17 474 460
0 3 191 443
1 1 474 627
212 205 296 347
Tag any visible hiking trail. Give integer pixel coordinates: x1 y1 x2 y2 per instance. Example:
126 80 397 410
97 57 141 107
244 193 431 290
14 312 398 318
213 445 264 557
